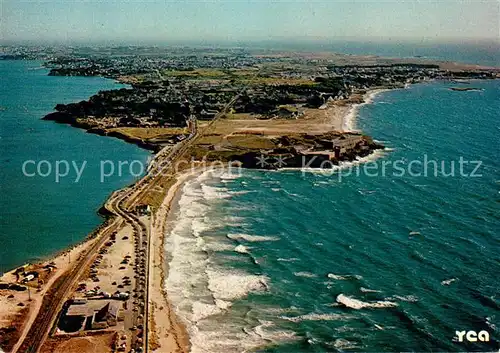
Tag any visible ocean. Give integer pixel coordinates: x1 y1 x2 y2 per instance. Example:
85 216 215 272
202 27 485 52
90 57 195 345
165 80 500 352
232 40 500 67
1 49 499 352
0 60 151 273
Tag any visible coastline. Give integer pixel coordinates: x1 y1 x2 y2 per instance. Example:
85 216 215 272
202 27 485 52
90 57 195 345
0 71 393 352
41 114 160 152
343 88 395 132
0 84 391 352
1 41 498 353
149 88 394 352
147 168 206 353
0 236 99 352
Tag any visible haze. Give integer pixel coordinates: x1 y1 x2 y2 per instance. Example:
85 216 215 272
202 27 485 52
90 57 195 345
2 0 499 44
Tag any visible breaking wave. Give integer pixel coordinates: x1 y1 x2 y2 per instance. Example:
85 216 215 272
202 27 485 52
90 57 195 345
280 312 353 322
336 294 398 309
165 172 292 353
293 271 318 278
227 233 280 242
327 273 363 280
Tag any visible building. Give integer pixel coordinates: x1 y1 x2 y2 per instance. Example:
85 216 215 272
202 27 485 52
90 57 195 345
59 300 123 333
136 204 151 216
91 302 120 330
332 135 365 155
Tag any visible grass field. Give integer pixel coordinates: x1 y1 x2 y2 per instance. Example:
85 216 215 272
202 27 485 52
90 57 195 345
107 127 188 140
161 68 228 78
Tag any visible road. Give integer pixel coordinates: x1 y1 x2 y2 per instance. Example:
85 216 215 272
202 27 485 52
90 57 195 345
14 70 251 352
14 112 198 353
17 190 126 353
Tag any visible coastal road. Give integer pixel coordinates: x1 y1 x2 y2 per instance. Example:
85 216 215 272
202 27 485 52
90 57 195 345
16 67 257 353
14 115 198 353
16 189 128 353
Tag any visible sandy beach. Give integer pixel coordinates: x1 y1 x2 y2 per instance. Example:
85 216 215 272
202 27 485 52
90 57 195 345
0 84 393 353
143 89 392 352
147 169 203 353
0 240 97 352
342 88 394 132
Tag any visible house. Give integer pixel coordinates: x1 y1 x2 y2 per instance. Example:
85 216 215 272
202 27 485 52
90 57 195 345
59 300 123 333
332 135 365 155
136 204 151 216
92 302 120 329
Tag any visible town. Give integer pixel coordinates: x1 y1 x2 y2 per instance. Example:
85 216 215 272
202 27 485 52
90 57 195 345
0 44 498 353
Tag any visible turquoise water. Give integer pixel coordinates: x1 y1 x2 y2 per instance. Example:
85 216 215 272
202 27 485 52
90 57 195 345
165 80 499 352
0 60 151 273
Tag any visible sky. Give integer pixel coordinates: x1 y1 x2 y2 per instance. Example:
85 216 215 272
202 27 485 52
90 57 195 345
1 0 499 44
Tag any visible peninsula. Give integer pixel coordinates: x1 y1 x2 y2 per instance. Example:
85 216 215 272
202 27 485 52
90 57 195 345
0 45 498 353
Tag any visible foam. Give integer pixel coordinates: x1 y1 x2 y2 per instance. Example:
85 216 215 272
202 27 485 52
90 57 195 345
191 301 224 322
336 294 398 309
277 257 299 262
296 148 388 176
165 171 299 353
201 184 232 200
207 268 269 301
220 172 241 180
293 271 318 278
389 295 419 302
327 273 363 280
486 316 497 331
190 322 297 353
192 217 214 237
251 320 297 342
342 89 392 132
360 287 382 293
441 278 458 286
227 233 280 242
331 338 360 350
202 242 234 252
234 245 250 254
280 313 352 322
224 216 247 224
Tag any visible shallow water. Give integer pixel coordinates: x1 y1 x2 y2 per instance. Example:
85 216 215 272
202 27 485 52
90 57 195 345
0 60 151 272
165 80 499 352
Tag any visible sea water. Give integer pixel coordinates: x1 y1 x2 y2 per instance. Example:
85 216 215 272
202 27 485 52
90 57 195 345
165 79 499 352
0 60 151 272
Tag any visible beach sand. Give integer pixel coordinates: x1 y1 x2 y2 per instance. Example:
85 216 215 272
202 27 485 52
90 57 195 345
0 240 97 352
0 85 394 353
148 169 203 353
146 88 394 353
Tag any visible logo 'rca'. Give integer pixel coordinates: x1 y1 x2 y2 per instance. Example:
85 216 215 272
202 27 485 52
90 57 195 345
455 331 490 342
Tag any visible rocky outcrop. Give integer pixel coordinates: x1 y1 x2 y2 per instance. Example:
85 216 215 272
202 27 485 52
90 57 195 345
42 112 159 151
195 132 384 170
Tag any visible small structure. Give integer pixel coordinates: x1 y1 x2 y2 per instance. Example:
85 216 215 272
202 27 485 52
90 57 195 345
274 106 304 119
59 300 123 333
136 204 151 216
199 109 218 120
21 273 37 284
91 302 120 330
332 135 365 155
62 304 92 332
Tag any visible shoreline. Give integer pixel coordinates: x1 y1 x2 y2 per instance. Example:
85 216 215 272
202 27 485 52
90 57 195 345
41 114 160 152
146 88 395 352
147 79 499 352
343 87 397 132
0 77 394 352
147 168 207 353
